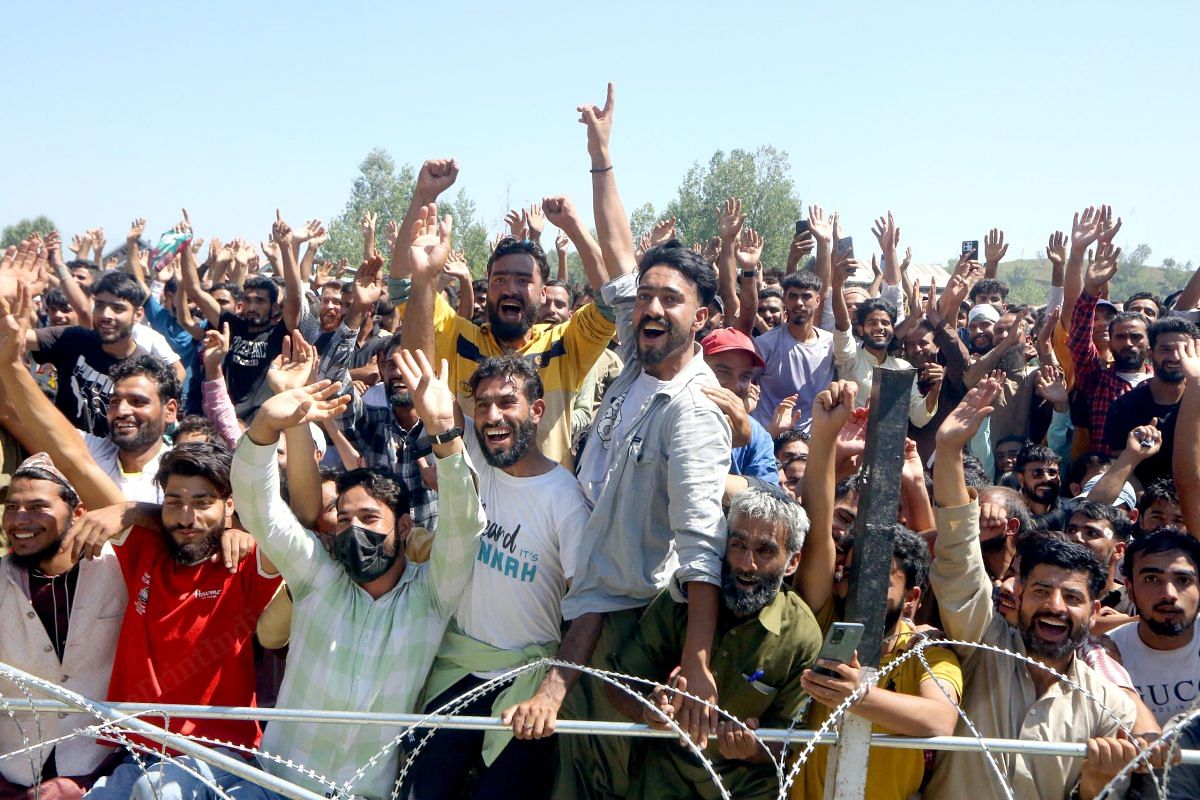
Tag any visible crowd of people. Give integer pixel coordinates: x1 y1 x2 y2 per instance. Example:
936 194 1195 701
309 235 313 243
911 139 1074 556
1 82 1199 800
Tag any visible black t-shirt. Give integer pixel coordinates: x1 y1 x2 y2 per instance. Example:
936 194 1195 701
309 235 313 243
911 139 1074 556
352 330 392 369
31 326 121 436
220 311 288 419
1102 381 1177 484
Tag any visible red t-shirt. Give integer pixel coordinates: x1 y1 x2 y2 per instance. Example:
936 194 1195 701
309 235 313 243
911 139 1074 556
108 526 281 750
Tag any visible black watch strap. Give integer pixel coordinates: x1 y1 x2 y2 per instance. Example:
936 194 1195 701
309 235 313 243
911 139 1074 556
428 426 464 445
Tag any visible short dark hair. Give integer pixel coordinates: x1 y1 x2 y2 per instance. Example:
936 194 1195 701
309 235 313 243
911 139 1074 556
1019 536 1107 599
1016 443 1061 472
545 279 577 306
1070 500 1127 541
1068 451 1111 491
995 435 1027 452
471 278 488 294
65 259 98 272
892 527 931 592
464 355 544 403
1138 477 1179 514
43 286 73 310
210 281 242 301
1147 316 1199 349
92 270 148 308
1107 310 1148 337
1125 291 1163 317
487 237 550 283
637 240 717 307
759 287 783 301
173 416 222 445
12 464 80 509
969 278 1009 302
772 428 810 458
109 355 181 404
243 275 280 306
1122 528 1200 582
337 468 410 521
835 473 864 501
763 268 785 284
781 270 822 295
855 297 897 328
155 442 233 499
961 454 988 488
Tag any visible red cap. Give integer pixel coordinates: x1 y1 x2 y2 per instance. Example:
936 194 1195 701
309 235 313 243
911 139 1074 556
701 327 765 368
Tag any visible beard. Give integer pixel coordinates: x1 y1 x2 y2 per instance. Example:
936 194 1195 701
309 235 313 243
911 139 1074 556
474 416 537 469
637 317 692 368
720 560 786 616
1156 365 1186 384
883 598 904 633
164 523 223 566
10 538 64 570
1020 610 1087 660
487 295 536 341
1114 349 1145 371
1143 616 1191 637
110 418 165 453
1022 482 1059 505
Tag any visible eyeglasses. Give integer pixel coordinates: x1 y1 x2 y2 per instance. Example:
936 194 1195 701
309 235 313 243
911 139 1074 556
776 455 809 470
1025 467 1059 478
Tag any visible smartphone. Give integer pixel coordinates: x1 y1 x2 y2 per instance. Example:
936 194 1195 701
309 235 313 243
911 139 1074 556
837 236 854 258
813 622 865 678
962 239 979 261
795 220 811 237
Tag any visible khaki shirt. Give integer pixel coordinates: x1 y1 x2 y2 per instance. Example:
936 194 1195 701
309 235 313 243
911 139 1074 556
611 584 822 800
925 499 1137 800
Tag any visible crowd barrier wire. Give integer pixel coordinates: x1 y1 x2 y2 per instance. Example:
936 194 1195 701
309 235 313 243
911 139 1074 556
3 642 1198 800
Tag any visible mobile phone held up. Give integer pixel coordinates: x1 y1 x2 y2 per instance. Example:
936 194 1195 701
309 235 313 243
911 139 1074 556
813 622 865 678
837 236 854 259
962 240 979 261
795 220 811 237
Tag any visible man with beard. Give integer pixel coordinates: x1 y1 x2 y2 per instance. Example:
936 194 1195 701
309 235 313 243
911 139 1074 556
538 279 575 324
756 286 783 331
1107 530 1200 726
904 283 972 464
966 303 1000 355
606 487 821 800
926 379 1139 800
0 349 178 503
339 335 438 531
395 159 620 469
1102 317 1198 481
1015 443 1067 529
27 270 181 437
180 210 317 418
796 529 962 800
0 455 125 800
231 348 483 800
408 357 591 800
830 254 938 427
1070 243 1152 455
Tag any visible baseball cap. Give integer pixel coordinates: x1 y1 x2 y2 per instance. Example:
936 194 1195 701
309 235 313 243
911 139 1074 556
1077 474 1137 510
701 327 765 368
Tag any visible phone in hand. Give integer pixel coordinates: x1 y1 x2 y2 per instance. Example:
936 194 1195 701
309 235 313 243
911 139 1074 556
796 220 811 237
837 236 854 258
962 240 979 261
813 622 865 678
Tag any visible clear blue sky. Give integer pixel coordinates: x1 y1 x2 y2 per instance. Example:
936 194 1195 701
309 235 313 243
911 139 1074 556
5 1 1198 267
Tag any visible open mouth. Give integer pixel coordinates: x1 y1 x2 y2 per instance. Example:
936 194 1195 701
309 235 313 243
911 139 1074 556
498 299 524 318
640 320 669 341
1034 615 1069 641
10 529 40 541
113 419 139 435
483 425 512 446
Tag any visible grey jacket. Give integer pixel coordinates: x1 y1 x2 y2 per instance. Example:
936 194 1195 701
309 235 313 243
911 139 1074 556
562 272 731 619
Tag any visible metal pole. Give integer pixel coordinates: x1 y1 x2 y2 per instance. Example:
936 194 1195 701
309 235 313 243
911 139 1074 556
14 700 1199 764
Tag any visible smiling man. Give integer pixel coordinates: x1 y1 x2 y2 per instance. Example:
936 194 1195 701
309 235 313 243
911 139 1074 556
1015 443 1066 529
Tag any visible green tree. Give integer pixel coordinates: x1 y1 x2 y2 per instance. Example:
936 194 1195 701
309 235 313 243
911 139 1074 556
323 149 490 275
2 215 56 248
1112 243 1151 302
628 202 658 244
1161 257 1195 295
663 147 802 269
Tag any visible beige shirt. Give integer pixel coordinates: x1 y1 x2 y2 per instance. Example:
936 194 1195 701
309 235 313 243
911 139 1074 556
832 328 936 427
925 498 1137 800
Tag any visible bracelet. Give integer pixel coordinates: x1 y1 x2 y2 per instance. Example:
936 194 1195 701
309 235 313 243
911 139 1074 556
589 165 613 173
740 270 758 279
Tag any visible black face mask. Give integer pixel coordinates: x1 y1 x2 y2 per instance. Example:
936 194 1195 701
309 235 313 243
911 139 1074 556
331 525 397 583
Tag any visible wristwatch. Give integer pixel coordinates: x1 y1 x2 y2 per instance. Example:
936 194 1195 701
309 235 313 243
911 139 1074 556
740 270 758 280
427 427 463 445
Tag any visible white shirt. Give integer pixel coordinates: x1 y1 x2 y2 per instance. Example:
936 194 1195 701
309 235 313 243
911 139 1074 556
576 369 667 505
81 431 170 502
1108 621 1200 725
132 322 182 365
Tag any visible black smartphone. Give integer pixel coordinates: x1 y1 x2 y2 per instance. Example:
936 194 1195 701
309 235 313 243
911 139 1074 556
795 220 811 237
837 236 854 258
813 622 865 678
962 240 979 261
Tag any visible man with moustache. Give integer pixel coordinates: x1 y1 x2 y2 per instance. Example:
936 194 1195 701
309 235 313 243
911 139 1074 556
0 455 125 800
1015 443 1067 530
926 381 1140 800
1102 317 1199 481
1107 529 1200 725
407 357 590 800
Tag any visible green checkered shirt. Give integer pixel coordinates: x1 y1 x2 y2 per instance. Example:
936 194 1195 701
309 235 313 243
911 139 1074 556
231 436 483 799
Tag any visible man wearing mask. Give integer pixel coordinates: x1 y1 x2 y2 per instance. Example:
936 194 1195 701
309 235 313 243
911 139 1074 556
231 346 484 800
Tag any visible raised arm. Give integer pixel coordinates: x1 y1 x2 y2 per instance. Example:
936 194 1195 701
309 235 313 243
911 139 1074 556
178 211 223 327
794 381 857 613
716 197 746 320
271 212 305 332
807 205 834 288
830 252 853 333
399 204 453 368
1089 421 1160 506
46 232 93 327
1173 339 1200 536
580 83 636 280
543 195 609 288
389 159 459 281
264 333 326 530
124 218 149 290
554 231 570 283
733 227 763 334
872 211 903 288
1046 230 1067 311
982 228 1008 280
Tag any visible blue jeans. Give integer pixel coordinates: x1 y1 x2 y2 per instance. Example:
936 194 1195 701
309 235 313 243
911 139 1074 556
84 750 277 800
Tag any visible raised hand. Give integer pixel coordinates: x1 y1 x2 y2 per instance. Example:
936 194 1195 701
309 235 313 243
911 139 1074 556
256 381 351 435
524 204 545 241
1084 242 1121 295
415 159 459 200
504 209 528 241
832 253 863 288
786 231 815 271
768 394 799 439
1125 418 1162 460
984 228 1008 267
271 210 293 248
69 231 92 259
0 239 48 307
807 205 833 246
1046 231 1067 269
650 216 678 247
88 228 106 261
393 348 456 434
701 236 722 265
1096 204 1123 245
127 218 146 243
542 196 581 232
0 282 33 365
352 256 384 307
202 322 231 378
735 227 764 272
384 219 401 251
1182 338 1200 381
554 232 570 258
1033 364 1069 411
577 82 615 165
811 381 859 441
361 210 378 237
408 203 453 279
871 211 899 252
1071 206 1102 254
294 219 327 246
936 378 1001 450
717 197 745 243
266 331 317 394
